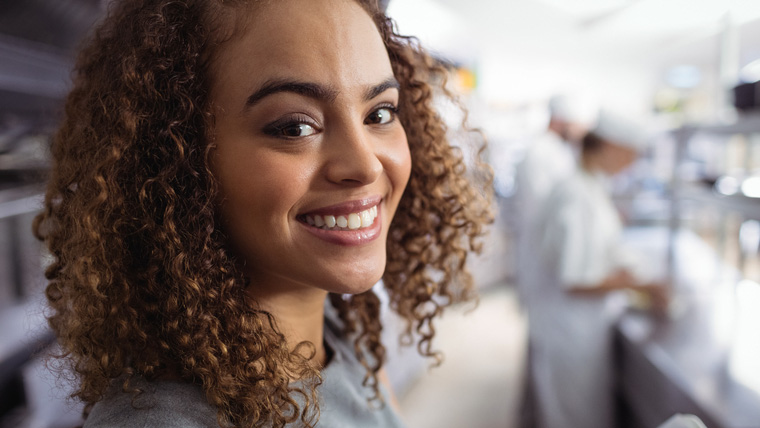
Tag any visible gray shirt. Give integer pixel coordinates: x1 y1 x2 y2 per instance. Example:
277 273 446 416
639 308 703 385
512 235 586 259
84 312 406 428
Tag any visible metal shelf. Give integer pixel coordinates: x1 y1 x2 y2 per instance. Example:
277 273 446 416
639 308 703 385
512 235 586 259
677 184 760 221
0 299 54 395
678 112 760 136
0 34 72 119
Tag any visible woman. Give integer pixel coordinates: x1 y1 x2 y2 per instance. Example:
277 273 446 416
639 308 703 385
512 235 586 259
525 113 668 428
33 0 492 427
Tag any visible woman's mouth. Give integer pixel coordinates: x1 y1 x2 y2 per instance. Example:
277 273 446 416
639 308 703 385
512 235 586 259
302 205 378 230
297 197 383 246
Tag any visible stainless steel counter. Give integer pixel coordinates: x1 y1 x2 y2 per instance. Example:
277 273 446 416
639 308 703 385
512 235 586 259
615 279 760 428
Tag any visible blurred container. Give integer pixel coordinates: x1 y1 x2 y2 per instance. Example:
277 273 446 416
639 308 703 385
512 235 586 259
733 81 760 112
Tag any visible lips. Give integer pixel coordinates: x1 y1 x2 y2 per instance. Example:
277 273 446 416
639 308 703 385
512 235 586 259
304 205 378 230
297 196 383 246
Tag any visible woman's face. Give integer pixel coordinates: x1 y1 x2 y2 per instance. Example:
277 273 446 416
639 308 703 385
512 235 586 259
209 0 411 297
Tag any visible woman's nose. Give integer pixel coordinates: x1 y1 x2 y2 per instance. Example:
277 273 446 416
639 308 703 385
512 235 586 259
323 124 383 186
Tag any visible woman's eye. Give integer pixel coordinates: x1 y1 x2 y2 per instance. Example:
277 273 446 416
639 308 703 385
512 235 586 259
263 119 318 139
365 106 397 125
279 123 316 137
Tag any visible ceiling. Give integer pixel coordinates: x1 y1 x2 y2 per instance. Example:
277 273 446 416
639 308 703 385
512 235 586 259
387 0 760 112
1 0 759 122
390 0 760 65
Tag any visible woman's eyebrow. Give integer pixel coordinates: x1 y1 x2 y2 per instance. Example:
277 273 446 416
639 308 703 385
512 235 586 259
363 77 400 101
243 77 400 111
245 80 339 109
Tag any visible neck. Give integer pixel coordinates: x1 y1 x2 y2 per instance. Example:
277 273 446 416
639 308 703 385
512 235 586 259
581 153 600 173
548 119 571 142
581 156 593 172
247 281 329 366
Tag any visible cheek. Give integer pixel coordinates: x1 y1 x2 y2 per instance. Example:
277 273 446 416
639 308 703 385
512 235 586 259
215 151 314 228
388 131 412 190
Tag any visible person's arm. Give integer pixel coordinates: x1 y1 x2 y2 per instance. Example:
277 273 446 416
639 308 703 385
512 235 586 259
547 179 669 313
568 269 670 313
567 269 637 295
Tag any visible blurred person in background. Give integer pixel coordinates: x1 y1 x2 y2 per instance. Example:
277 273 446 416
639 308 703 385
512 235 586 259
515 94 596 222
514 94 597 427
514 93 598 304
525 112 669 428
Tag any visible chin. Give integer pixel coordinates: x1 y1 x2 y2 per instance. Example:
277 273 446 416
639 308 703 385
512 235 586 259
316 247 387 295
326 266 385 295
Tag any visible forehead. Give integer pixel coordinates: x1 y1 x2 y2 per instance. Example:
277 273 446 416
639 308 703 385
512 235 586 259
209 0 393 101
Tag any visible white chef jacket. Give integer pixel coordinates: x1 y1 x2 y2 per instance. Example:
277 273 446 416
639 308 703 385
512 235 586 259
539 169 630 286
525 169 631 428
514 130 577 306
515 130 577 234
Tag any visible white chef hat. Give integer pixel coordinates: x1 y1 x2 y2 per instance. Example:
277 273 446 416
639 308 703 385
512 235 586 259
548 93 599 126
593 110 649 151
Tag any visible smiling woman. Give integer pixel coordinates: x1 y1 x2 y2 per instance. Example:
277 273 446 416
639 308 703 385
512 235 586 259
32 0 492 427
211 0 411 308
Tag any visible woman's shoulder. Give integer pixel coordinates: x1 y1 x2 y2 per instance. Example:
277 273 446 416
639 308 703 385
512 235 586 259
84 378 220 428
320 304 407 428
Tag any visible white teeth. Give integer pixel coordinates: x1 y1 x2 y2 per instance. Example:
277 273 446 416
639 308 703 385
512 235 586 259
348 213 361 229
360 210 373 227
304 205 379 231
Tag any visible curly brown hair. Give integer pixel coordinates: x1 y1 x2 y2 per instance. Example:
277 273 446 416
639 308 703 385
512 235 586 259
33 0 493 426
